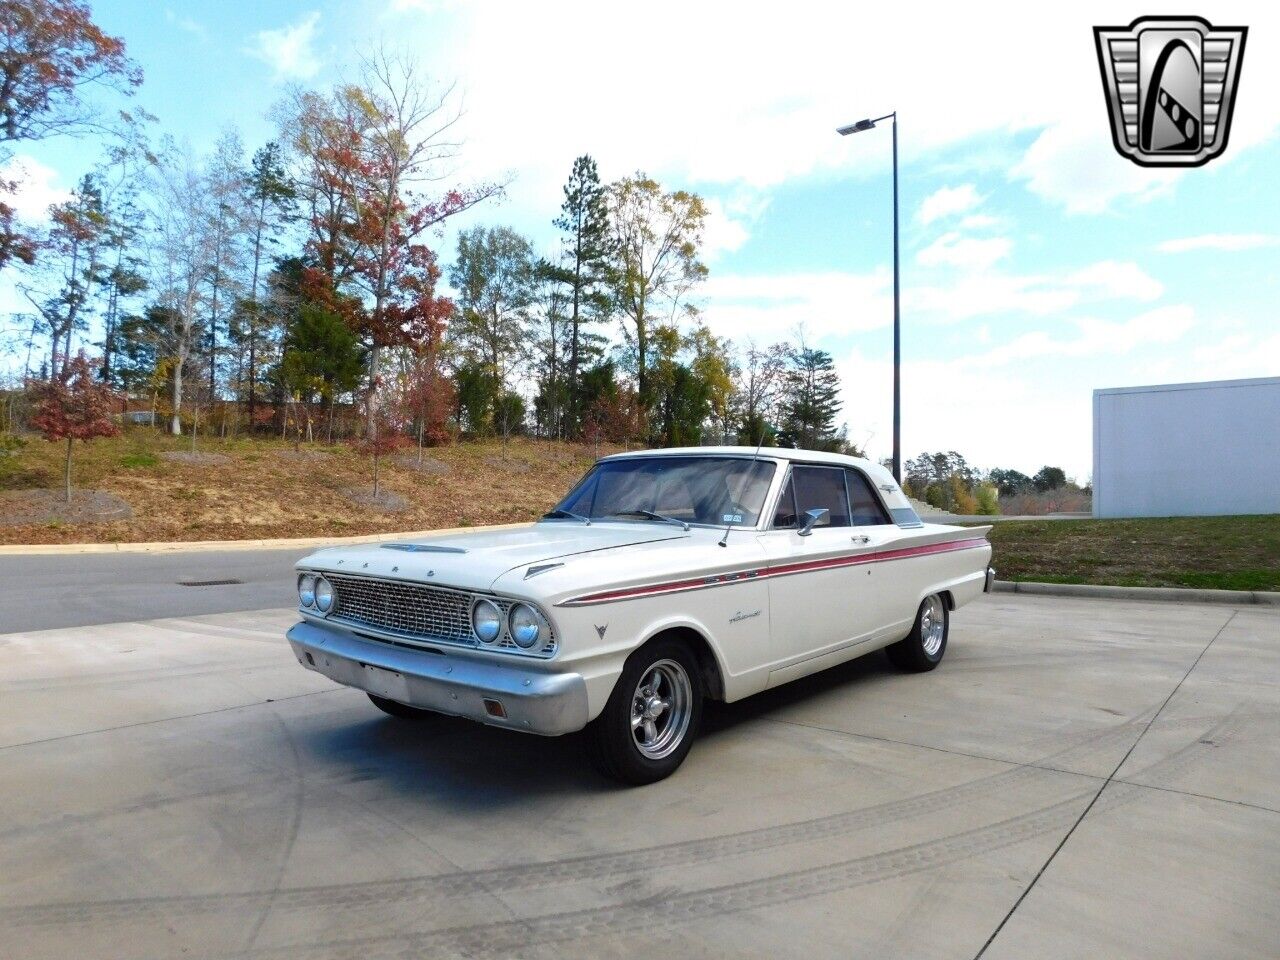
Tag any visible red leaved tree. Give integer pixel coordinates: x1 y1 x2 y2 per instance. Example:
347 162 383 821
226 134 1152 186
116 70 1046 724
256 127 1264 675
28 351 120 502
400 344 455 464
280 51 501 437
0 0 141 269
349 402 409 500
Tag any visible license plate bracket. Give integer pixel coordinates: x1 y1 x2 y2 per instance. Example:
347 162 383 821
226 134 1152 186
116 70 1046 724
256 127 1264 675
362 663 411 702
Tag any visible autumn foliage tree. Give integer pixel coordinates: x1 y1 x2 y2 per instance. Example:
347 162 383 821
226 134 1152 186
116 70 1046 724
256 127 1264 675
606 174 708 435
28 351 119 502
280 50 500 436
349 404 410 500
0 0 141 269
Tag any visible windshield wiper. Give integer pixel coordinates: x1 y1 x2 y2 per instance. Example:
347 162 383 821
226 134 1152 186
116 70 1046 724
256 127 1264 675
542 508 591 525
608 509 690 531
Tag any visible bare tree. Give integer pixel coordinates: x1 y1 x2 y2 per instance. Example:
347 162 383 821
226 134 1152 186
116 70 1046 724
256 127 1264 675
147 140 213 435
734 339 788 441
202 128 247 410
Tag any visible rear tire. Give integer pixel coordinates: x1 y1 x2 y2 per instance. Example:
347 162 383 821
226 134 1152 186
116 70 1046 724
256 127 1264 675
886 594 949 672
587 637 703 785
368 693 435 719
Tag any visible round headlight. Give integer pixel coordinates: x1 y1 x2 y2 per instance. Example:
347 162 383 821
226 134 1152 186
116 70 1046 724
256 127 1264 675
314 577 334 613
471 598 502 643
508 602 545 649
298 573 316 608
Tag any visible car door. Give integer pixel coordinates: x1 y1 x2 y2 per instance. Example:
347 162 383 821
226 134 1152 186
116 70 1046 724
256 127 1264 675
761 464 873 675
843 466 909 636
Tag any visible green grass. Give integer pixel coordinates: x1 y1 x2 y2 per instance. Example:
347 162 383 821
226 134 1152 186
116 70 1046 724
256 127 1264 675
962 515 1280 592
120 452 159 469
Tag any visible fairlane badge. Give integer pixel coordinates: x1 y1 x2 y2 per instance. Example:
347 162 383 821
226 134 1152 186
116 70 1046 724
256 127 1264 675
730 609 761 624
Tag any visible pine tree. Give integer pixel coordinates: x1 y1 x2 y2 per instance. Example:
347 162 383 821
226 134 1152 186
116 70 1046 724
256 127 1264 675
778 346 842 450
551 155 612 436
239 141 295 428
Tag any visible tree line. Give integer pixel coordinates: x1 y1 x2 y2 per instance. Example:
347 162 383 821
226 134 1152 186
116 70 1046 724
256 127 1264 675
0 1 857 463
904 451 1088 516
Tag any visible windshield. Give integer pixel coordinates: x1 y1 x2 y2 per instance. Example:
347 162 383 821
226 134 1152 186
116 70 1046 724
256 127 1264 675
552 456 777 528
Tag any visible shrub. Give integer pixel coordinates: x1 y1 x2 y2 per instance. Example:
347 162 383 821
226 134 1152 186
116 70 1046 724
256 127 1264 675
975 483 1000 515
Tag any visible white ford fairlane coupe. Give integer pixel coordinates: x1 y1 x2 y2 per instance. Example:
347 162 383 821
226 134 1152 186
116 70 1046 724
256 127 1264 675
287 447 994 784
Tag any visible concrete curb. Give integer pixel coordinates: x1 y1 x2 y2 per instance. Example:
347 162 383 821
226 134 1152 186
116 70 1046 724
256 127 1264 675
993 580 1280 606
0 522 528 556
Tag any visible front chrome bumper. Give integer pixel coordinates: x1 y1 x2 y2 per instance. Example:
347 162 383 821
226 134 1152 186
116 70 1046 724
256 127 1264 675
287 620 590 736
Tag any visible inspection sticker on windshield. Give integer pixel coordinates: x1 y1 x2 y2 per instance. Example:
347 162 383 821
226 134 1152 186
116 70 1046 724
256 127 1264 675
723 513 743 524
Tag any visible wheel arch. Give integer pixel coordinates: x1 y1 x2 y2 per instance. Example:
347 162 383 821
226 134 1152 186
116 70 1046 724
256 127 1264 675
634 624 727 701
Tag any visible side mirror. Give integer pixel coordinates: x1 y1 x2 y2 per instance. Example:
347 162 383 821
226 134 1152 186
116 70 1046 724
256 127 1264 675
797 507 829 536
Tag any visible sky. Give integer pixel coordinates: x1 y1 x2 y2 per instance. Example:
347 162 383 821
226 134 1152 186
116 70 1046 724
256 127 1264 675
4 0 1279 481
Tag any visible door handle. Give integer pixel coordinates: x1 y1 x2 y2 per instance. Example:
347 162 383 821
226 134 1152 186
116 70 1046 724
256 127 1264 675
851 534 871 545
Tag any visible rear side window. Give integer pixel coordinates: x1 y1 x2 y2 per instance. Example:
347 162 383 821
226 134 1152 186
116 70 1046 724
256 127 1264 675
785 466 851 528
845 469 892 525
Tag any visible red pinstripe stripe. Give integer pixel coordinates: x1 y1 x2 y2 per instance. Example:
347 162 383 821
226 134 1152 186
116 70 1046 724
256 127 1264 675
561 537 989 606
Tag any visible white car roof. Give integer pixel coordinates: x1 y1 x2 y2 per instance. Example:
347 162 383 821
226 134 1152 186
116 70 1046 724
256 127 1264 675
599 445 880 472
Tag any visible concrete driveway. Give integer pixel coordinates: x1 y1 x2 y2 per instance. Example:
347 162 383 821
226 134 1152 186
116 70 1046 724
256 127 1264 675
1 594 1276 959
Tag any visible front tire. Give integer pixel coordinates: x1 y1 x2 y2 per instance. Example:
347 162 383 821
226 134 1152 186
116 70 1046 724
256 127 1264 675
368 693 436 719
587 638 702 785
886 593 949 672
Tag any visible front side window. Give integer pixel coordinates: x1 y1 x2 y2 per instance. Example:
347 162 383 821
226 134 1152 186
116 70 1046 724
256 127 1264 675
554 457 777 527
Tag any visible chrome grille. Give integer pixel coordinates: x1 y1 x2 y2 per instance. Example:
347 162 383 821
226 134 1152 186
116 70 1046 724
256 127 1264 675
322 573 556 657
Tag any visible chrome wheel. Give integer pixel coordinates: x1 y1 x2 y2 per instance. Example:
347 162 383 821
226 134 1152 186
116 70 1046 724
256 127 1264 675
630 659 693 760
920 594 946 657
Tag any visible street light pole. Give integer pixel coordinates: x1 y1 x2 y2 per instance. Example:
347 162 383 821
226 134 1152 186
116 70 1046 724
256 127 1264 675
837 111 901 484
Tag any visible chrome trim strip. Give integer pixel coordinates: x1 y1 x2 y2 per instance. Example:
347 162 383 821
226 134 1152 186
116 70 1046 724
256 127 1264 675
559 538 990 607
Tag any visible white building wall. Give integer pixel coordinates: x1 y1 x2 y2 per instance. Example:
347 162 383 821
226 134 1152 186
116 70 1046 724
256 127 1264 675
1093 376 1280 518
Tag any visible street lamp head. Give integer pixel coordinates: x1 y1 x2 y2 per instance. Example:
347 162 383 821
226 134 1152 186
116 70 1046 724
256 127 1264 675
837 118 877 136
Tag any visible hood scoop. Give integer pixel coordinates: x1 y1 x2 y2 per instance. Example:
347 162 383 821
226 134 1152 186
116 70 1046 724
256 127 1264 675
381 543 468 554
524 561 565 580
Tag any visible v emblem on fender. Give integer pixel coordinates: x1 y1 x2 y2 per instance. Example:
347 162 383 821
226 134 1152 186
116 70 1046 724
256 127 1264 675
594 624 608 639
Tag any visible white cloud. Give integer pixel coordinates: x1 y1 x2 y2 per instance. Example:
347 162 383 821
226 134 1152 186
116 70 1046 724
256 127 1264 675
1063 260 1164 302
701 270 892 343
382 4 1280 216
1157 233 1279 254
959 213 999 230
918 184 982 225
1011 115 1181 215
248 11 321 81
967 305 1194 368
906 260 1161 323
165 9 206 37
916 231 1011 270
833 305 1197 479
701 190 769 261
0 155 71 220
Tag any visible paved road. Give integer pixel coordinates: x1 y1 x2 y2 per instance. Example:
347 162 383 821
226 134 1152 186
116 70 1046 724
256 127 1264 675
1 594 1275 959
0 547 308 632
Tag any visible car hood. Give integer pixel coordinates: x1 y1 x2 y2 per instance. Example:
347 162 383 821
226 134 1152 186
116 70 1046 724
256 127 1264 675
297 522 689 592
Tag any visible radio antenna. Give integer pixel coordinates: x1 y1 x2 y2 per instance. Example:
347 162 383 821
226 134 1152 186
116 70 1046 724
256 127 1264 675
719 425 769 548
